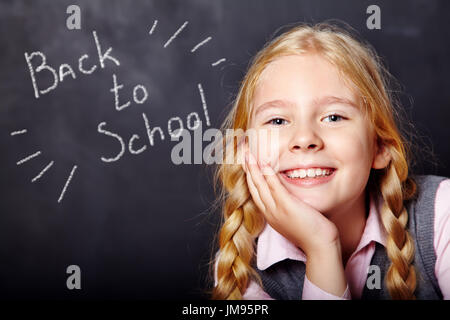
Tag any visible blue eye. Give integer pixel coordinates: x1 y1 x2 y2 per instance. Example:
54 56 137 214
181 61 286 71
323 114 344 122
268 118 287 125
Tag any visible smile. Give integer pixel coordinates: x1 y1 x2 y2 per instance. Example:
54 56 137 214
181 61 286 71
281 167 336 187
283 167 334 179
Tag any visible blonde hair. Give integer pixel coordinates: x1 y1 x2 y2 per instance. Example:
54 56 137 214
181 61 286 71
210 21 417 300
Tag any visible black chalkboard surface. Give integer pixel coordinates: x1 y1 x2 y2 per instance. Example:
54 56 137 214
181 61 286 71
0 0 449 300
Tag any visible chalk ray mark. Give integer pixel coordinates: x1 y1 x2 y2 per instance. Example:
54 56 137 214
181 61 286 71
57 165 78 203
164 21 189 48
212 58 226 67
191 36 212 53
11 129 27 136
149 20 158 35
197 83 211 126
31 161 54 183
17 151 41 165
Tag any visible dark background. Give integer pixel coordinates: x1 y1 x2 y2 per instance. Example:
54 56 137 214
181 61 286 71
0 0 448 300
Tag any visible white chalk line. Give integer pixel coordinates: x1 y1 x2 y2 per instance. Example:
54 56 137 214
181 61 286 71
164 21 189 48
31 160 54 183
191 36 212 53
11 129 28 136
211 58 226 67
197 83 211 126
16 151 41 165
149 20 158 35
57 165 78 203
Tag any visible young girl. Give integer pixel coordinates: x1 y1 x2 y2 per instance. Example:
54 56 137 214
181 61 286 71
210 22 450 300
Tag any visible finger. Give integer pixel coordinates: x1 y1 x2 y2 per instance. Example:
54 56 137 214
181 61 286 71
258 159 287 194
238 136 247 172
259 159 302 208
245 165 266 213
246 155 277 224
247 151 276 212
241 140 252 173
259 159 321 225
241 149 247 173
250 148 287 198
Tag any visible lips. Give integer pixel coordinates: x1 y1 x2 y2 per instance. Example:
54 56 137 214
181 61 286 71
280 166 337 187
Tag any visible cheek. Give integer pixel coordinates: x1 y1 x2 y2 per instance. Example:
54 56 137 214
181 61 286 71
329 128 374 176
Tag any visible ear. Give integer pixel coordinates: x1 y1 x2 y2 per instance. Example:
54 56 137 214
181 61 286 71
372 140 391 169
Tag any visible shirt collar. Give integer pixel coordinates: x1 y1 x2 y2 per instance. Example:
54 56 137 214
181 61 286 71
256 191 387 270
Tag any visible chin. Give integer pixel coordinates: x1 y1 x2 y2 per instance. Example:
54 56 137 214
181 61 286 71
289 190 334 214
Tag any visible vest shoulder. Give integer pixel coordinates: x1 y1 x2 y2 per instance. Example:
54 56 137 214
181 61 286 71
412 174 448 187
410 175 448 202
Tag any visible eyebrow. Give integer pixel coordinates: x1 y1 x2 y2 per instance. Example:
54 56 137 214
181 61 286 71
254 95 359 117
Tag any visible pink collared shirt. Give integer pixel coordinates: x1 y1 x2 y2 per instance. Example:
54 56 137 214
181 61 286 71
215 179 450 300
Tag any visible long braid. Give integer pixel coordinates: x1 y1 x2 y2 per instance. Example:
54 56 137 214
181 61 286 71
212 148 265 299
378 148 417 299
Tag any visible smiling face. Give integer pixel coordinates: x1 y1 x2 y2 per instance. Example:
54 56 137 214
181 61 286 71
248 54 387 216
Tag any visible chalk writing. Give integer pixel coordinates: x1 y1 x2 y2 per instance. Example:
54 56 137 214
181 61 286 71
197 83 211 126
25 31 120 99
164 21 189 48
17 151 41 165
57 165 78 203
191 36 212 53
11 129 27 136
31 160 54 183
149 20 158 35
97 122 125 162
211 58 226 67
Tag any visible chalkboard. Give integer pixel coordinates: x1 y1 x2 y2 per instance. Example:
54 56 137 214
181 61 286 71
0 0 449 300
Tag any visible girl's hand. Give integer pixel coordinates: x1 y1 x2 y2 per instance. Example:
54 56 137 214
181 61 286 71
243 148 340 256
243 147 348 297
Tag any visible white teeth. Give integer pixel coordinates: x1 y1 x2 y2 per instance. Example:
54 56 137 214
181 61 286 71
299 169 306 178
285 168 333 179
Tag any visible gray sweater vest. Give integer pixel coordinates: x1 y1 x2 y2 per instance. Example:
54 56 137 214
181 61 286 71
254 175 445 300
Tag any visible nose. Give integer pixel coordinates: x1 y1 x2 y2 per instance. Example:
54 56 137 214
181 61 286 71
288 124 324 152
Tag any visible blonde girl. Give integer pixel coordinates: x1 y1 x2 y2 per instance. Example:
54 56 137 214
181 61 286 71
210 22 450 300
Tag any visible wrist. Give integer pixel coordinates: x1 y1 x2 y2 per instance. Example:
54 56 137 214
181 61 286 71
305 240 347 297
307 243 342 266
305 237 342 261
